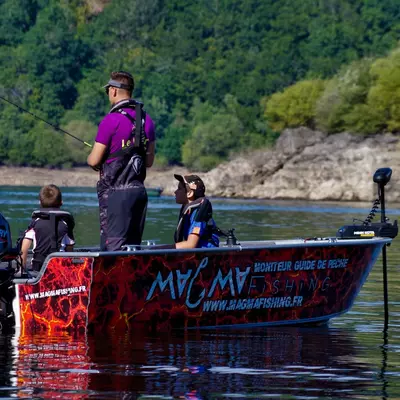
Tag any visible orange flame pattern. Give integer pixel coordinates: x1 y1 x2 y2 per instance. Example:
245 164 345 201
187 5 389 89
18 257 93 334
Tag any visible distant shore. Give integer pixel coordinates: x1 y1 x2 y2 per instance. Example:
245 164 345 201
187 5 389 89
2 128 400 202
0 166 190 195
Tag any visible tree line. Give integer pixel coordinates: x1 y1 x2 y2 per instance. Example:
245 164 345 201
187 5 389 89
0 0 399 170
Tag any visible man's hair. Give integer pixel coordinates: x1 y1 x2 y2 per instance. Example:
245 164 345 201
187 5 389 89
110 71 134 94
39 184 62 208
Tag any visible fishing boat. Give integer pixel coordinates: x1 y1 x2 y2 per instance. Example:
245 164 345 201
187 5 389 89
0 168 397 334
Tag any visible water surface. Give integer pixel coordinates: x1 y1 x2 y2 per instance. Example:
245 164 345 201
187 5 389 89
0 186 399 399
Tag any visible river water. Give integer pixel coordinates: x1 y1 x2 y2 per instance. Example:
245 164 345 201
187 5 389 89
0 186 400 399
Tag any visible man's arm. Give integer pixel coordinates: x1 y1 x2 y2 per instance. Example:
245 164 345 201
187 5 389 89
87 142 108 169
146 141 155 168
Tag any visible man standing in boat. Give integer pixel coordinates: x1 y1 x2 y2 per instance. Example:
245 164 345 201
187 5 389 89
87 71 156 251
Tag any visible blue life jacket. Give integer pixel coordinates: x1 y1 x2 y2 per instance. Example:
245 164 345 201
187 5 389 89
174 197 219 248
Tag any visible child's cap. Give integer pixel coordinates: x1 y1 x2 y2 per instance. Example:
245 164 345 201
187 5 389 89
174 174 206 198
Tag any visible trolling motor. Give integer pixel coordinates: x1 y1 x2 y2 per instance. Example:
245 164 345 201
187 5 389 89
335 168 397 328
336 168 398 239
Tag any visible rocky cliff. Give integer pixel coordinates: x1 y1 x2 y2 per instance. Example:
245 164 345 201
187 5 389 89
159 127 400 202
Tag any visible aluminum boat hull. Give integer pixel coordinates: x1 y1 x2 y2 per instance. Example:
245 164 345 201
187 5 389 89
12 237 389 334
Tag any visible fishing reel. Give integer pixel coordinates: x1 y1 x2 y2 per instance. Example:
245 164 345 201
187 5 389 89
337 168 398 239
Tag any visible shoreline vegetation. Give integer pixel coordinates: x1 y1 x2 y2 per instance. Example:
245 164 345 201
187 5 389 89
0 165 191 194
1 1 399 174
0 2 399 205
2 126 400 203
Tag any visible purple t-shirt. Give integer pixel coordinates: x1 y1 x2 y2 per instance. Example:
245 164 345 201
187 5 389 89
95 107 156 163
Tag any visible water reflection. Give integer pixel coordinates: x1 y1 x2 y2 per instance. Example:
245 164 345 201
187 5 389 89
0 327 393 399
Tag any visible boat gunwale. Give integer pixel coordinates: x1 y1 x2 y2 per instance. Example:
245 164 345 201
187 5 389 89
70 235 392 255
11 236 391 285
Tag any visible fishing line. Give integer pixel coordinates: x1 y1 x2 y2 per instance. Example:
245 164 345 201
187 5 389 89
0 95 92 148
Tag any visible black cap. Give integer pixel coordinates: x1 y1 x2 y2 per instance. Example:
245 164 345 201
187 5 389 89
102 79 133 91
174 174 206 198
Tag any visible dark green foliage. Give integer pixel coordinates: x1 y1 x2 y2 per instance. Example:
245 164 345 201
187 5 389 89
181 95 245 170
0 0 399 167
157 125 190 165
0 0 41 46
21 4 86 114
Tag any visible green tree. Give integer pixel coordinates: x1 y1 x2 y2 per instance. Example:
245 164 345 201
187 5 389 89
367 49 400 132
300 0 365 77
0 0 41 46
157 125 190 165
21 2 87 120
0 104 35 165
264 80 326 131
2 0 400 168
61 70 108 126
26 122 70 167
360 0 400 55
315 59 374 132
62 120 97 165
182 111 243 171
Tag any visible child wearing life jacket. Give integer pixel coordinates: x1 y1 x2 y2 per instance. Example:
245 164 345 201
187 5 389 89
174 174 219 249
20 184 75 271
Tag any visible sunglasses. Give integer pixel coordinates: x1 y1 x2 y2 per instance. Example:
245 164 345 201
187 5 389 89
105 86 116 95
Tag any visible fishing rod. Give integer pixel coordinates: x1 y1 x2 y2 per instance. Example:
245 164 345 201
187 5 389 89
0 95 92 148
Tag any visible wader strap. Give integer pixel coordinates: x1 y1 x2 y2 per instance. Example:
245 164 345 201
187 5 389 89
107 103 144 160
136 101 142 148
